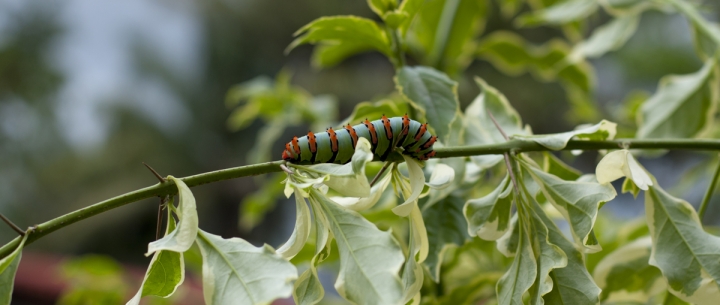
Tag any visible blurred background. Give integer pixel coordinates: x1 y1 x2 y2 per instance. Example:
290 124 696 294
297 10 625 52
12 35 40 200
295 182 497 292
0 0 718 303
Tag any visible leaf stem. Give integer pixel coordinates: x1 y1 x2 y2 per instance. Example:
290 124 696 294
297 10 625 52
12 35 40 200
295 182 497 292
3 139 720 259
699 154 720 221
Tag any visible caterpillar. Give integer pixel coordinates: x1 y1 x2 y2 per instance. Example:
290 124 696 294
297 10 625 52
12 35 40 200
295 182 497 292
282 114 437 164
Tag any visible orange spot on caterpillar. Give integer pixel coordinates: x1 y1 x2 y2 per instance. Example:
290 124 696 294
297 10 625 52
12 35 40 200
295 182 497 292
364 119 378 145
328 127 338 152
308 131 317 153
382 114 392 140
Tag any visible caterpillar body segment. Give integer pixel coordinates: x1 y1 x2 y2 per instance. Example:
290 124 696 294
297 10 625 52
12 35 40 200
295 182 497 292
281 115 437 164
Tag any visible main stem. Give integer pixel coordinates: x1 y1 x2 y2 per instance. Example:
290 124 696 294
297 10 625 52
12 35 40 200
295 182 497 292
2 138 720 258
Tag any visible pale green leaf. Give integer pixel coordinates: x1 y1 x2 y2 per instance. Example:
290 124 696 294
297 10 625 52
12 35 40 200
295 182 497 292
395 66 461 142
514 120 617 150
542 153 581 181
196 230 297 305
522 159 617 252
570 14 640 61
0 234 28 305
645 185 720 304
637 56 718 138
622 177 642 198
426 163 455 189
401 206 427 304
497 214 520 257
239 174 285 231
691 22 720 60
128 207 184 305
528 209 568 305
601 0 659 15
593 237 665 302
339 99 410 127
288 16 393 68
464 77 525 169
295 138 373 198
331 168 392 212
497 221 537 305
294 245 330 305
517 0 598 27
464 175 513 241
392 155 425 217
277 188 312 259
147 176 198 255
596 149 653 190
424 195 469 282
531 204 600 305
309 188 404 305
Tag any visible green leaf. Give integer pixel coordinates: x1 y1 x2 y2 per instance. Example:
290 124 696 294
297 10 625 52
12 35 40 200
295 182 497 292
637 56 718 138
601 0 658 15
309 188 404 305
367 0 396 17
497 221 537 305
531 203 600 305
513 120 617 150
497 214 520 257
331 167 392 211
277 188 312 260
0 234 27 304
401 206 427 304
294 245 330 305
593 237 665 302
147 176 198 255
542 153 581 181
691 22 720 60
288 16 393 68
516 0 598 27
405 0 488 74
464 77 525 169
395 66 461 142
196 229 297 305
339 98 410 127
464 175 513 241
645 185 720 304
239 174 285 231
527 208 568 305
521 159 617 252
128 206 184 305
570 14 640 61
424 195 469 282
622 177 642 198
596 149 653 190
426 163 455 189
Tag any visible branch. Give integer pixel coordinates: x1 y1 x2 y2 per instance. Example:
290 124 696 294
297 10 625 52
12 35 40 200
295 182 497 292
2 138 720 258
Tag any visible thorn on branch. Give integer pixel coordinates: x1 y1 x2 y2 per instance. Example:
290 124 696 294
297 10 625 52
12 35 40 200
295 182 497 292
487 110 523 205
0 213 25 236
280 164 294 175
143 162 166 183
370 162 392 187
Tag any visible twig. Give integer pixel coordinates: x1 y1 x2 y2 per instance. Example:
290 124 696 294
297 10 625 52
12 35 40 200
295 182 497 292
143 162 166 183
0 213 25 236
699 154 720 221
370 162 392 187
487 110 522 201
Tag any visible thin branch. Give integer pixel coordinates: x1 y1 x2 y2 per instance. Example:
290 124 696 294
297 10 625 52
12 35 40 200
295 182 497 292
486 110 522 205
699 154 720 221
370 162 392 187
0 214 25 236
4 139 720 258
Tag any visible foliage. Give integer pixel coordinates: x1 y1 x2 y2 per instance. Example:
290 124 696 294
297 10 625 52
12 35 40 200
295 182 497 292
5 0 720 304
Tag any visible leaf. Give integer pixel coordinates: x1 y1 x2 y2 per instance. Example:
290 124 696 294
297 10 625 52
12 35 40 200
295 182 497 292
426 163 455 189
294 245 330 305
527 209 568 305
592 237 665 302
277 188 312 259
497 214 520 258
128 206 184 305
196 230 297 305
514 120 617 150
637 56 718 138
496 221 537 305
367 0 396 17
424 195 469 282
517 0 598 27
239 174 285 231
601 0 658 15
401 206 427 304
296 137 374 198
645 185 720 304
309 189 404 305
339 98 410 127
692 21 720 60
287 16 393 68
522 159 617 252
570 14 640 61
147 176 198 255
464 77 525 169
464 175 513 241
405 0 488 74
0 234 28 304
596 149 653 190
542 153 581 181
530 203 600 305
331 168 392 211
395 66 461 142
392 155 426 217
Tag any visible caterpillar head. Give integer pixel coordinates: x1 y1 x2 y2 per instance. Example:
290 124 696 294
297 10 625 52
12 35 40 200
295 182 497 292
282 143 295 162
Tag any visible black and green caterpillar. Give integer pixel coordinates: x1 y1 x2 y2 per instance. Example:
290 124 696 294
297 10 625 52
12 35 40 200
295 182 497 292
282 115 437 164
